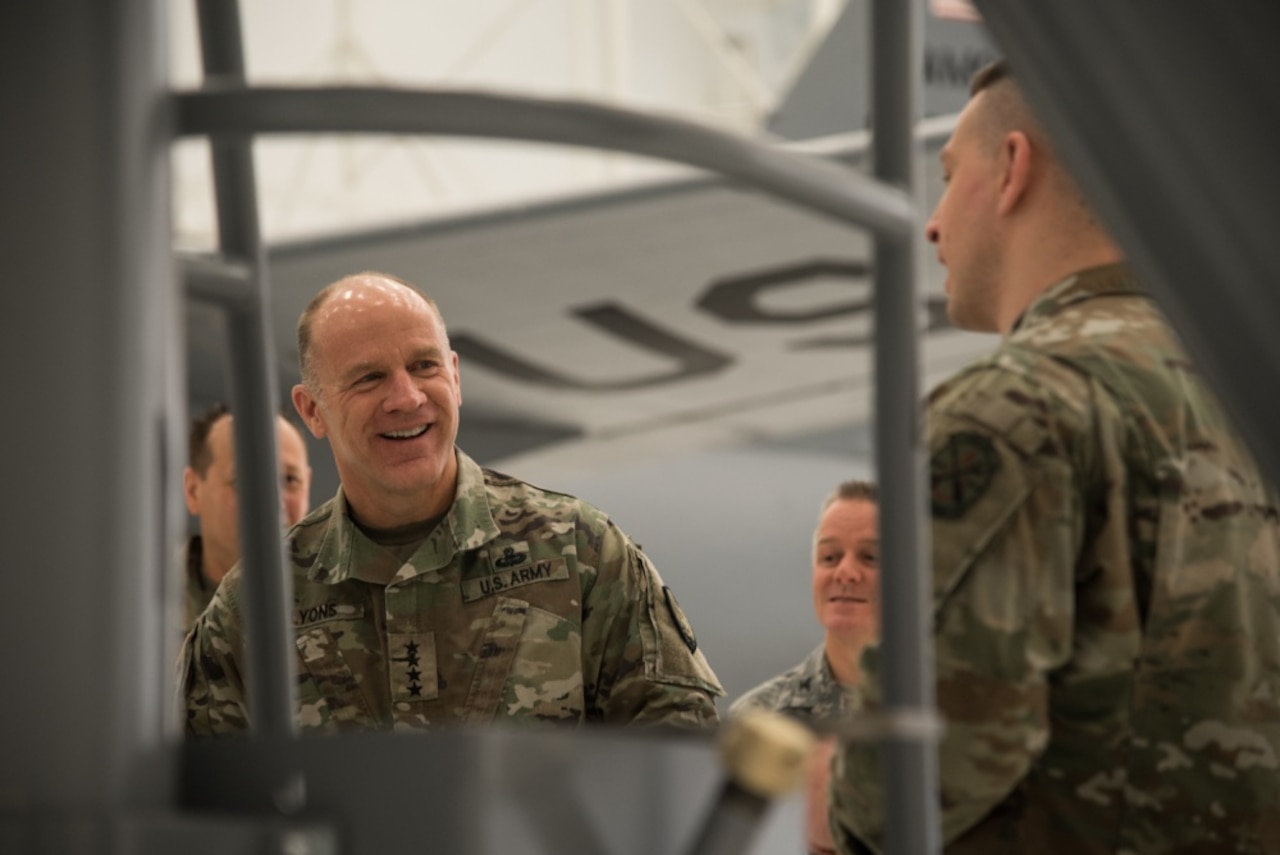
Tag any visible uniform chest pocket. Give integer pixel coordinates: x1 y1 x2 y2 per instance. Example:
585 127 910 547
295 625 375 732
462 596 584 725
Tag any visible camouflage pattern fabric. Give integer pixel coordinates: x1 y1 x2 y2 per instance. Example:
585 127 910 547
182 450 723 734
832 264 1280 854
730 645 860 727
182 536 216 631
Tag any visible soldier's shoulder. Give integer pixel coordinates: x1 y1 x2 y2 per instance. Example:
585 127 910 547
729 662 811 716
481 467 609 527
929 343 1094 448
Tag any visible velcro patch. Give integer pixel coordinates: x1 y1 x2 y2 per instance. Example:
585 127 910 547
930 431 1000 520
663 586 698 653
461 557 569 603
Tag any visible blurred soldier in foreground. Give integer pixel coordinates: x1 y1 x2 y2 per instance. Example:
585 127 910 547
183 272 722 733
732 480 879 855
832 60 1280 853
182 403 312 629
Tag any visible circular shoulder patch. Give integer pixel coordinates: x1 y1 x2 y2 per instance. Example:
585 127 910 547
930 431 1000 520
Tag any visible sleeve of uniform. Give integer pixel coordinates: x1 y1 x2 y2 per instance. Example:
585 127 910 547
180 567 251 735
582 520 724 727
831 356 1093 851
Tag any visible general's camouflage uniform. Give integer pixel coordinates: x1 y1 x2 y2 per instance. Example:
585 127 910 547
833 265 1280 853
183 451 723 733
181 536 216 630
729 645 859 727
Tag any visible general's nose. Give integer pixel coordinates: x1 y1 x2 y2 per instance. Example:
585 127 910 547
383 369 427 411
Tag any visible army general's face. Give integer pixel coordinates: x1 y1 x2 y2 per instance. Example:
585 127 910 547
811 498 879 645
292 278 462 527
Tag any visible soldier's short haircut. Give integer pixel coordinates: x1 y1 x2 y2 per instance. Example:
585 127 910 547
297 270 446 392
187 404 305 476
970 58 1012 96
821 479 878 514
188 402 230 476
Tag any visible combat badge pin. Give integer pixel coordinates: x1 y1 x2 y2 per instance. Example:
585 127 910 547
663 586 698 653
930 431 1000 519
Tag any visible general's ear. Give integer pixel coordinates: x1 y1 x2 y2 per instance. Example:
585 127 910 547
291 384 327 439
997 130 1033 216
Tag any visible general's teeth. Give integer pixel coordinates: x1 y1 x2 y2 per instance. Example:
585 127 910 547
384 425 427 438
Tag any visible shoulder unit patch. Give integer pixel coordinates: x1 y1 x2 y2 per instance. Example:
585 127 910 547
930 431 1000 520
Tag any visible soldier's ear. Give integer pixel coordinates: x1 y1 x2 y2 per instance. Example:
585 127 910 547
996 130 1033 216
182 465 201 515
291 384 327 439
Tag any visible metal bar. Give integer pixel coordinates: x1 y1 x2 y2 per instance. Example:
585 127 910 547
195 0 298 740
174 86 916 241
180 253 258 311
870 0 939 853
0 0 177 849
682 783 770 855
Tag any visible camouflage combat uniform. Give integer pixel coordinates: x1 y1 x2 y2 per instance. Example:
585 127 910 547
729 645 859 727
181 536 216 630
833 265 1280 853
183 450 723 734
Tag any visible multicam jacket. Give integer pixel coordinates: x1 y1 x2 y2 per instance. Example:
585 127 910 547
729 645 859 727
833 265 1280 854
183 450 723 734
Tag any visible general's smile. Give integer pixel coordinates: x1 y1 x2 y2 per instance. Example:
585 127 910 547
380 424 430 440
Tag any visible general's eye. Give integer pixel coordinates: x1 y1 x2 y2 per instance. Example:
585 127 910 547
860 549 879 567
818 552 840 566
353 372 381 387
411 359 438 373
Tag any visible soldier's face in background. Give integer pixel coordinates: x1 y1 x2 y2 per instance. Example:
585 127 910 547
926 90 1004 333
293 279 462 523
276 418 313 528
812 498 879 646
183 415 314 580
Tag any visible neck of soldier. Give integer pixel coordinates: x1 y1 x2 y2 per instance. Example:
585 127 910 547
824 629 872 689
200 543 236 588
996 204 1126 334
345 466 459 531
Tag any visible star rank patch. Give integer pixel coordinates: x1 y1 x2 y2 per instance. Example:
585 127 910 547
930 431 1000 520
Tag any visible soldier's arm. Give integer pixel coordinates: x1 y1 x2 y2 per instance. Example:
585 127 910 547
832 360 1092 850
181 568 251 735
582 520 724 727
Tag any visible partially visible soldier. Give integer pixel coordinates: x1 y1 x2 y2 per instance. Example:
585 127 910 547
831 60 1280 853
731 479 879 855
182 272 723 734
182 403 313 628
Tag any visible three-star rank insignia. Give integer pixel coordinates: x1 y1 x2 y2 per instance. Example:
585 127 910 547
930 431 1000 520
663 586 698 653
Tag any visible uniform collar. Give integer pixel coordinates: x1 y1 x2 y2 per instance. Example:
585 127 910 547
306 448 502 585
1010 263 1147 335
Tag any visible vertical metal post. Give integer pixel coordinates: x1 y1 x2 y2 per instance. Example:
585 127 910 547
0 0 177 849
195 0 297 739
871 0 940 852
